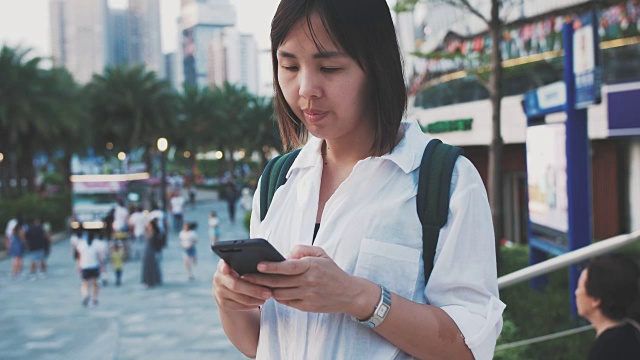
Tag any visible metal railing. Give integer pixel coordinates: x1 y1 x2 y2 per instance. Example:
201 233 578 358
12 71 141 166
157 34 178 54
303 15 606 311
498 229 640 289
494 229 640 351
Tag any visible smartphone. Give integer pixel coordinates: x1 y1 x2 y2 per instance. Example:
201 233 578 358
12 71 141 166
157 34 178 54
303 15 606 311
211 238 286 275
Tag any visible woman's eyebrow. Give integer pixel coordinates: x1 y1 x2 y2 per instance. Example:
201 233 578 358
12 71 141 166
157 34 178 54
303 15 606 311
277 50 348 59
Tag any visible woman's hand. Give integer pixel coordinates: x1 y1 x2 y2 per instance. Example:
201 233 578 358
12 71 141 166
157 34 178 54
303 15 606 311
241 245 372 316
212 259 273 311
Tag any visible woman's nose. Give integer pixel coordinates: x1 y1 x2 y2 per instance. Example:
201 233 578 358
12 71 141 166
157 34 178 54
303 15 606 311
298 71 322 99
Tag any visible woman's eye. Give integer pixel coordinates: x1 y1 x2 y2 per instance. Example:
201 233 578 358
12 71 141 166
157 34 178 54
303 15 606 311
321 67 341 73
281 65 298 72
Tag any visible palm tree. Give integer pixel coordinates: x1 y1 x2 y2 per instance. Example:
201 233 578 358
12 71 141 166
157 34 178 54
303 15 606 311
87 65 178 172
0 46 80 196
242 96 282 170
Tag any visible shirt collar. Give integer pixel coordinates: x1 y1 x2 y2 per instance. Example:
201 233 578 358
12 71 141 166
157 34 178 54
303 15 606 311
287 120 431 176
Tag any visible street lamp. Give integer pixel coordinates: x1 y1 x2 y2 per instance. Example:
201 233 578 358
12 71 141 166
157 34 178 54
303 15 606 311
157 138 168 214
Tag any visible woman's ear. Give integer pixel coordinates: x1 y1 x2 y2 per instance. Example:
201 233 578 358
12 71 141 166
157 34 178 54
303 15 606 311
591 297 602 309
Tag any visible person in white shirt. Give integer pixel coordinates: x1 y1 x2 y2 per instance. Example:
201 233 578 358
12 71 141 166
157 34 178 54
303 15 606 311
179 222 198 281
76 230 105 307
211 1 504 359
170 193 185 233
128 206 147 259
112 200 129 233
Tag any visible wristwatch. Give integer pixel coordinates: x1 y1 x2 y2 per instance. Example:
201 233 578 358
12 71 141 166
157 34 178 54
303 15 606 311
356 285 392 328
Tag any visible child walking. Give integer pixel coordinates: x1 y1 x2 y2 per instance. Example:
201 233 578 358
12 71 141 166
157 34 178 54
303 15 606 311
111 241 125 286
208 211 220 244
179 222 198 281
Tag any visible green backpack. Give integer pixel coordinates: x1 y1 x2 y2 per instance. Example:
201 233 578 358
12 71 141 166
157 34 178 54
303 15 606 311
259 139 463 284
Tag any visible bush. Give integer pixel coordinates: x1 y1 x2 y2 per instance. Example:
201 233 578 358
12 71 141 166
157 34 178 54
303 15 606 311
243 210 252 232
0 192 71 250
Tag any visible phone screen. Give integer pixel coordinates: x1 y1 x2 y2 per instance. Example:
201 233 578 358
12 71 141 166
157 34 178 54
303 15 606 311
211 238 285 275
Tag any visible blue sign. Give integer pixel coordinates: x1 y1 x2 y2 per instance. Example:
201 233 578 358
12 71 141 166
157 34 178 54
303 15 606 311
573 12 602 109
523 81 566 118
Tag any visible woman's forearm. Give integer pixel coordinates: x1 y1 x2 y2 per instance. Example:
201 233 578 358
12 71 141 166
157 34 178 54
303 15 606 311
219 307 261 358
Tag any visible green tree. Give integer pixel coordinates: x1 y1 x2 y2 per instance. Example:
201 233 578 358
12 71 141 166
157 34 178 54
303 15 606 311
87 65 178 171
0 46 86 197
242 96 282 170
397 0 506 256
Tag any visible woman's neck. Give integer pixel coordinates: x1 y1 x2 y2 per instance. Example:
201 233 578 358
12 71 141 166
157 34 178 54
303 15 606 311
592 313 625 338
322 132 374 167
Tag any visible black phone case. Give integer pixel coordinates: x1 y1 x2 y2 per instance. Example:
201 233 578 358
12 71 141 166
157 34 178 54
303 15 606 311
211 238 285 275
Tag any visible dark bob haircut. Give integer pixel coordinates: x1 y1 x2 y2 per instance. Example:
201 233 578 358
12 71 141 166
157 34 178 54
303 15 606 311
586 254 640 321
270 0 406 156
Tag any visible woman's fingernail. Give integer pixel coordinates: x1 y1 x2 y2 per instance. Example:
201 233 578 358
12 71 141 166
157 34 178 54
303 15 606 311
258 264 267 271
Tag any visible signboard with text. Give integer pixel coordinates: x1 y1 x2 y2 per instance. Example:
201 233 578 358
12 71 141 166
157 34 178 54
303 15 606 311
573 12 602 109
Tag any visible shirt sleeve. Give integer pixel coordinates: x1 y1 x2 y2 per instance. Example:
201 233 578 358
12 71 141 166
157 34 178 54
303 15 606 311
249 177 262 239
424 157 505 360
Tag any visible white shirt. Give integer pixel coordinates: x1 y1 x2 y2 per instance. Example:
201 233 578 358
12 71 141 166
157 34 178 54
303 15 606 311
170 196 185 214
5 218 17 238
76 240 103 269
129 211 147 237
250 121 505 360
113 205 129 231
179 230 197 249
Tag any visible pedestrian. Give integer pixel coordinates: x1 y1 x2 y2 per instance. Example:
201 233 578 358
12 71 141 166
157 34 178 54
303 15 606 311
188 185 197 209
211 1 503 359
111 241 125 286
170 192 185 233
179 222 198 281
76 230 105 307
7 220 26 279
128 206 147 260
208 211 221 244
112 199 129 235
575 254 640 360
25 218 49 280
149 202 168 248
141 219 162 288
223 176 239 224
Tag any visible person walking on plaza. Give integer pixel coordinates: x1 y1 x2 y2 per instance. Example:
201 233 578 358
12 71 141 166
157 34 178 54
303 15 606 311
208 211 221 244
141 219 162 288
149 202 168 248
76 230 105 307
128 206 147 260
7 220 26 279
170 192 185 233
25 218 49 279
110 241 125 286
575 254 640 360
179 222 198 281
223 176 239 224
212 1 503 359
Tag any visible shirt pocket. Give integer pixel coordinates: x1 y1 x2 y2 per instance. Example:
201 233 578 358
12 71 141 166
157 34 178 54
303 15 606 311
353 238 421 301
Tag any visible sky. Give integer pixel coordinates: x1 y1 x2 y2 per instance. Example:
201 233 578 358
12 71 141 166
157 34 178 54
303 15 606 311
0 0 284 57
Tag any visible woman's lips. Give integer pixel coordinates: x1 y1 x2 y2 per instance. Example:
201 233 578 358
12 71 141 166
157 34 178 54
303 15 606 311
303 110 328 123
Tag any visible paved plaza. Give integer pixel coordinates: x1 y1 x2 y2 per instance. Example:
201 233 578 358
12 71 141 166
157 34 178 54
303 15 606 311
0 193 248 360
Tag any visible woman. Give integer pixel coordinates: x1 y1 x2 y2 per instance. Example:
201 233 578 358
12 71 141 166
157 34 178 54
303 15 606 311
141 219 162 288
575 254 640 359
8 220 26 279
76 230 104 307
212 1 503 359
179 222 198 281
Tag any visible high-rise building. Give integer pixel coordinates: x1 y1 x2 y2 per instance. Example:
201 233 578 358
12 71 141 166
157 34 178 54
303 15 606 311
50 0 110 83
208 28 259 94
165 53 176 88
176 0 237 88
50 0 164 82
108 8 130 66
128 0 164 77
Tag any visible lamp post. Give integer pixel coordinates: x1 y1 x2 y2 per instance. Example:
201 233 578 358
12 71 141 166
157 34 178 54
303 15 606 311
157 138 168 213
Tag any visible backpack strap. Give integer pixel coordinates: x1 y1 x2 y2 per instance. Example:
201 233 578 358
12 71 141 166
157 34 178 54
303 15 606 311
259 149 302 221
416 139 464 285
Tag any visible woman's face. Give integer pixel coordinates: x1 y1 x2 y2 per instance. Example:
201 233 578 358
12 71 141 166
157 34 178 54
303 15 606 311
276 13 374 142
575 269 597 318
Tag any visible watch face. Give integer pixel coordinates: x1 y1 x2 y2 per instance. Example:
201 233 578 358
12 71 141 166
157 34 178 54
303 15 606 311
377 303 390 317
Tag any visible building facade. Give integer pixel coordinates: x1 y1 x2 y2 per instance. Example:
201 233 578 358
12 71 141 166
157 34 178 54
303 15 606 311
50 0 110 83
50 0 164 83
401 0 640 242
176 0 236 88
208 28 259 94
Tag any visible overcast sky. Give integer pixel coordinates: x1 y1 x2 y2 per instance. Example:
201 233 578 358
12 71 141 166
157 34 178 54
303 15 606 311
0 0 285 57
